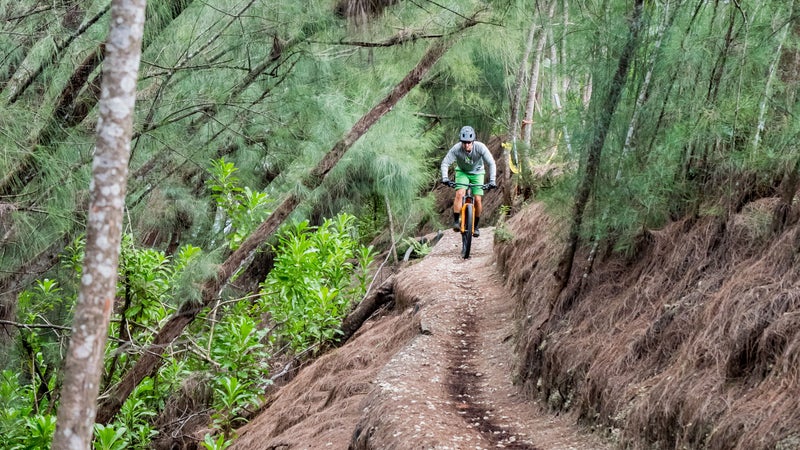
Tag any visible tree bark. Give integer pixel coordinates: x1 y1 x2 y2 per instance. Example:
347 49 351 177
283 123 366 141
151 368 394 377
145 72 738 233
52 1 146 448
522 0 555 147
337 275 395 344
553 0 645 301
509 18 538 145
617 2 675 180
753 0 794 153
772 158 800 234
94 19 475 423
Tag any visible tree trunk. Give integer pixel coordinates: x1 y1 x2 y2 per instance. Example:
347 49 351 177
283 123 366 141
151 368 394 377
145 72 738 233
560 0 568 98
521 0 555 147
553 0 645 301
771 10 800 234
753 0 794 154
0 44 107 198
337 275 395 344
509 17 538 150
94 19 476 423
549 15 573 156
505 17 539 206
617 2 675 180
52 0 146 448
684 2 736 188
646 1 702 156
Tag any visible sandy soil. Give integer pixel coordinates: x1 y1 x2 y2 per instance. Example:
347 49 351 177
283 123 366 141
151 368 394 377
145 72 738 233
230 228 612 450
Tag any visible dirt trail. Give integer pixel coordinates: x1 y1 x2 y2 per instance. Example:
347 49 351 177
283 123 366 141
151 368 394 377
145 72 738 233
231 228 611 450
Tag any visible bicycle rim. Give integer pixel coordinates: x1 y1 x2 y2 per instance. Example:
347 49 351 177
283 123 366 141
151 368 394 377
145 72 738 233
461 203 473 259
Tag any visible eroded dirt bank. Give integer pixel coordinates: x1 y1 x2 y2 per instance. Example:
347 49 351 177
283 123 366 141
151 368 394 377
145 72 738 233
496 200 800 450
230 228 610 449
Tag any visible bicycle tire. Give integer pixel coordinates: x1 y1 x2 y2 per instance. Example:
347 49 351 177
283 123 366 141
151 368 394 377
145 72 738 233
461 203 473 259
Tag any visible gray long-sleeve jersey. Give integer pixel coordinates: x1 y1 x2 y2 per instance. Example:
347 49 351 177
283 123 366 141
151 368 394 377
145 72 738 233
440 141 496 183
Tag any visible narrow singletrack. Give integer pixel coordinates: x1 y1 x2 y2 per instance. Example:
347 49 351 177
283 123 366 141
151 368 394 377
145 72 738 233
351 228 611 449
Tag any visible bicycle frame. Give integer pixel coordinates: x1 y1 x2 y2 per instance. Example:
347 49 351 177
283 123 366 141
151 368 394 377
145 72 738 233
451 182 485 259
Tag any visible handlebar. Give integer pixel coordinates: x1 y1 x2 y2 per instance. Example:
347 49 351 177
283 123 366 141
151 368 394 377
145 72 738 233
444 180 496 191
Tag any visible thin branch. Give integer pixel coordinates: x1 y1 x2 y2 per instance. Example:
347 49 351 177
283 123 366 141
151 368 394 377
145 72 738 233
326 32 446 48
423 1 497 26
4 5 54 22
0 319 72 332
384 194 398 263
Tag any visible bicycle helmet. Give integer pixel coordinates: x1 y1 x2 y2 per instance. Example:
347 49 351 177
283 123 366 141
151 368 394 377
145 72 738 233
459 126 475 142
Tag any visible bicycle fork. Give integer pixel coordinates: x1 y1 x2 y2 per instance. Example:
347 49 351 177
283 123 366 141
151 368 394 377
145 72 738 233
460 198 474 234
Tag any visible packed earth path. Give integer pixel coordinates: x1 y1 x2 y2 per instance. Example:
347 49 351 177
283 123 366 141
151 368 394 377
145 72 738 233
230 228 613 450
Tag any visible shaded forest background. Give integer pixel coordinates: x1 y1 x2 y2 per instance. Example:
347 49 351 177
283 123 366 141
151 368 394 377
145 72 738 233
1 0 799 448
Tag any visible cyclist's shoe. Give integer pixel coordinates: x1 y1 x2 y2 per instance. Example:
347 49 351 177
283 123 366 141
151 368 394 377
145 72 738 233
452 221 460 232
473 227 480 237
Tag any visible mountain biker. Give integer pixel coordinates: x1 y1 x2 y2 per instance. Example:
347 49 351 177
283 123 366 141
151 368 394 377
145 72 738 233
440 125 497 237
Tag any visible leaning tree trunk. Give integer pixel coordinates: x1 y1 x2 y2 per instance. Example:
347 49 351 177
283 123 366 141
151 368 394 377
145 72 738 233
616 1 675 181
521 0 555 147
553 0 645 302
508 17 539 195
52 1 146 448
753 0 794 154
94 16 479 423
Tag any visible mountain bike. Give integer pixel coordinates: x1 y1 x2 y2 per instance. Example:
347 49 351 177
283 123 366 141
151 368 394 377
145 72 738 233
447 181 494 259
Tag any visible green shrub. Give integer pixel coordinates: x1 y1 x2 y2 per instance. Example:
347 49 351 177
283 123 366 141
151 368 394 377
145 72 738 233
93 423 129 450
207 158 272 250
259 213 375 352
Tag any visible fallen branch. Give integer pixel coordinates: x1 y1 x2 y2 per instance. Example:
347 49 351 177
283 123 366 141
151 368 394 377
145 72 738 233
0 319 72 332
337 275 396 345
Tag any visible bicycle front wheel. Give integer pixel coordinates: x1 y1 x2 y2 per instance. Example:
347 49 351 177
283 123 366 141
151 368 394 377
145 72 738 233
461 203 473 259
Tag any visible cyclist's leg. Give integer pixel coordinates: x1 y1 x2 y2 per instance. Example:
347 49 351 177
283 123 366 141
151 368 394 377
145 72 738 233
468 172 485 236
454 169 471 209
453 189 465 212
453 169 469 231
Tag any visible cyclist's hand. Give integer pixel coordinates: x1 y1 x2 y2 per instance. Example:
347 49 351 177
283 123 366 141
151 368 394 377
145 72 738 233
485 181 497 190
442 179 456 188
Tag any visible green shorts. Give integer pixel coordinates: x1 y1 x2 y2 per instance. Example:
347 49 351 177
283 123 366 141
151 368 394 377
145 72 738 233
455 169 485 196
